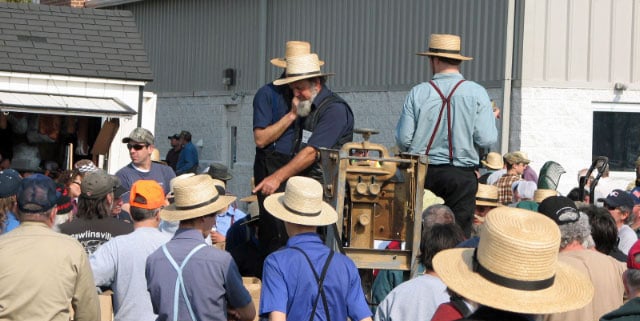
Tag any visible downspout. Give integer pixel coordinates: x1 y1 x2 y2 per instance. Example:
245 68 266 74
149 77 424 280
501 0 516 153
137 85 143 127
258 0 267 85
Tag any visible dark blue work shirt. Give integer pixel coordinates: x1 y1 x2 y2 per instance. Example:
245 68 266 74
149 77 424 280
260 233 372 321
146 228 251 321
253 83 295 155
299 86 354 151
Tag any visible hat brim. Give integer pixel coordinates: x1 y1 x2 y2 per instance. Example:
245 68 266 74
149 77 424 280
481 160 502 170
475 200 502 207
433 248 594 314
273 72 335 86
264 192 337 226
417 51 473 61
270 58 325 68
159 195 236 221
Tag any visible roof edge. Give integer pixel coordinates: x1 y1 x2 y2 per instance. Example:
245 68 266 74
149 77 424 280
84 0 143 8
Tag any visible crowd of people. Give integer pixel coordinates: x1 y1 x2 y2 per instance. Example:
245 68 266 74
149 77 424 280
0 33 639 321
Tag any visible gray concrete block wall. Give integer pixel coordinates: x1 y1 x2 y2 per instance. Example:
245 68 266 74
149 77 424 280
154 84 505 211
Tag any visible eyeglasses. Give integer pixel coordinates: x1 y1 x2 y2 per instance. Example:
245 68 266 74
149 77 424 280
127 143 148 151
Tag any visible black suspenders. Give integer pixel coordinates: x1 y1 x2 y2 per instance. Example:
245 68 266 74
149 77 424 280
289 246 335 321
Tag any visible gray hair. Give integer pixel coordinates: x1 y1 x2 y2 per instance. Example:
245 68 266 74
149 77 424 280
558 212 592 250
624 269 640 296
619 205 634 224
422 204 455 227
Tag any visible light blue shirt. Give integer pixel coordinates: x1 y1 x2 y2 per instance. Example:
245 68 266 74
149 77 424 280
395 72 498 167
90 227 171 321
215 206 246 236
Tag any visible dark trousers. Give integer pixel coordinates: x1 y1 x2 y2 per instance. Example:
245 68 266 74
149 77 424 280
254 149 291 258
425 165 478 238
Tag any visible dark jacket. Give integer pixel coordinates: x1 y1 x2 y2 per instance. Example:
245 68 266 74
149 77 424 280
600 297 640 321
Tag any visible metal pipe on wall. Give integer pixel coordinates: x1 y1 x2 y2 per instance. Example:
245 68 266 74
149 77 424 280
501 0 516 153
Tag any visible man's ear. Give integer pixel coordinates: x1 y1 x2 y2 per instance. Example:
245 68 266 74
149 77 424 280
48 207 58 227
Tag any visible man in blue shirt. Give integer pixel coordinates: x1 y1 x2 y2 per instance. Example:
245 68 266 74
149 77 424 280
395 34 498 237
175 130 198 175
146 174 255 321
254 53 353 194
260 176 372 321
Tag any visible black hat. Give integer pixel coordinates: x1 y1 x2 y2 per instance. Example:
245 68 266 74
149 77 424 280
538 196 580 225
599 189 635 209
168 134 180 140
0 169 22 198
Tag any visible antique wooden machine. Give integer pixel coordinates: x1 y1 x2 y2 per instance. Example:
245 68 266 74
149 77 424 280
318 128 427 278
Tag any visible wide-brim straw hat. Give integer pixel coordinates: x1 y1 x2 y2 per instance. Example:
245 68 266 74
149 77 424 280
160 174 236 221
271 41 325 68
417 34 473 61
534 188 558 203
481 152 504 170
476 184 502 207
264 176 337 226
433 207 594 314
273 54 334 86
240 194 258 203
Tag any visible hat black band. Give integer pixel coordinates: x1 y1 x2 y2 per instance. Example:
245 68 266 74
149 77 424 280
429 47 461 54
283 202 321 217
472 248 555 291
285 70 322 78
476 196 499 203
175 194 219 211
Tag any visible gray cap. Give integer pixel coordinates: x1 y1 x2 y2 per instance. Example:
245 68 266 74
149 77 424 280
81 170 120 199
122 127 154 145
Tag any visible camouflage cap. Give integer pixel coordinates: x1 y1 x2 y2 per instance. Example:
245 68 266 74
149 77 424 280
122 127 154 145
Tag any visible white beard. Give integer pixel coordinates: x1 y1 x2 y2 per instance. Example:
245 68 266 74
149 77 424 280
297 99 313 117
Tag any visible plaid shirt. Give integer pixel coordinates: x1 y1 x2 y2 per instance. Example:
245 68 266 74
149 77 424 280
495 174 522 205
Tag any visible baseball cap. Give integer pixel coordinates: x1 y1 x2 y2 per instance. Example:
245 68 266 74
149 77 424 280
130 180 166 210
538 196 580 225
504 151 531 165
0 169 22 198
122 127 154 145
81 170 120 199
168 134 180 140
17 174 59 213
599 189 635 209
628 240 640 269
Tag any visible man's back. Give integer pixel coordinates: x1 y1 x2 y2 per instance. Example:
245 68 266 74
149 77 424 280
0 222 99 321
260 233 371 321
91 227 171 321
146 229 252 321
544 249 625 321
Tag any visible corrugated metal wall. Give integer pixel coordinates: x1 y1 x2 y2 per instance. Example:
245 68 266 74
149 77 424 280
521 0 640 86
121 0 262 93
121 0 512 93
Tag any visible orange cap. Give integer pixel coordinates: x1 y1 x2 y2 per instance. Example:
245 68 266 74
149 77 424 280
130 180 165 210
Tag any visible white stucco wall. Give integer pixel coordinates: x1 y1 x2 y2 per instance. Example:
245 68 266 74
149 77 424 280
514 86 640 195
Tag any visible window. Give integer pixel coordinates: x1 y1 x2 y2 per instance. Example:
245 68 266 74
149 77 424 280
592 110 640 171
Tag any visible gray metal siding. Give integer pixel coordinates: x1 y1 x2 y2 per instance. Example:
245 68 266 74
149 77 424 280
120 0 511 93
121 0 261 93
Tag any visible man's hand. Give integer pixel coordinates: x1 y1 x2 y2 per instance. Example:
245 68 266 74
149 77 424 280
253 174 283 196
210 230 226 244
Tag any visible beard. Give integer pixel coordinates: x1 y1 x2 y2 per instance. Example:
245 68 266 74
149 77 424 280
296 87 318 117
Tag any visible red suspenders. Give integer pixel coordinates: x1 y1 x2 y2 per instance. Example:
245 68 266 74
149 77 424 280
425 79 466 163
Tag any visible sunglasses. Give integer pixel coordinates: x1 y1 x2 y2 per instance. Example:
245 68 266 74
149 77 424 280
127 143 148 151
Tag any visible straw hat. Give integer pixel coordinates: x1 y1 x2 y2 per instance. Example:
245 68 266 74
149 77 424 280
481 152 504 170
476 184 501 207
417 34 472 61
160 174 236 221
433 207 594 314
273 54 334 86
240 194 258 203
264 176 337 226
534 189 558 203
271 41 325 68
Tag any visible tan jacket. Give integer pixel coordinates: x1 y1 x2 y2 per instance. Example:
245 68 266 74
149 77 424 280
0 222 100 321
543 249 626 321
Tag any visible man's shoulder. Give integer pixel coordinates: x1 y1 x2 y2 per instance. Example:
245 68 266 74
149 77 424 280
115 164 136 176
